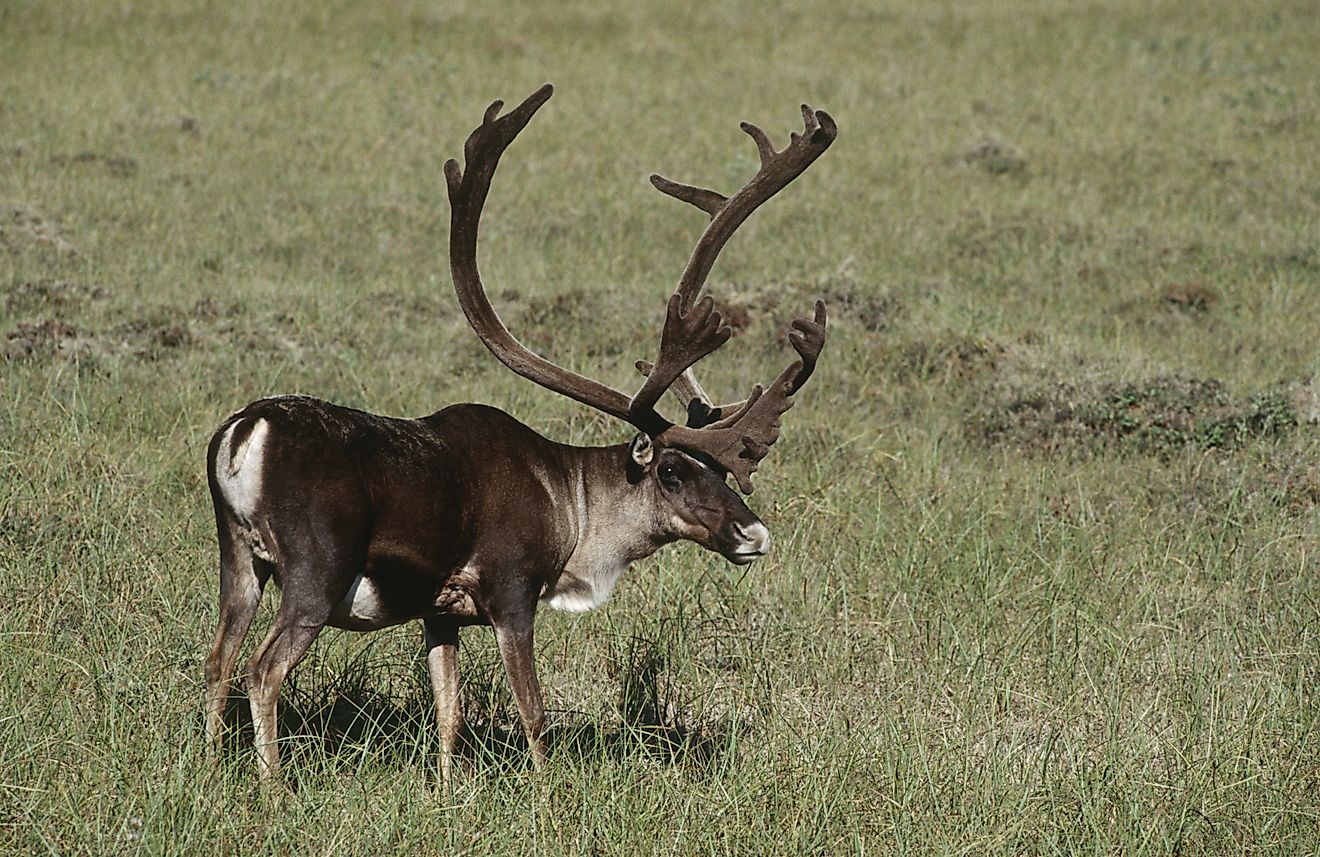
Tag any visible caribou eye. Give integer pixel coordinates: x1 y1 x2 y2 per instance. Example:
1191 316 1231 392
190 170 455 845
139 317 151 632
658 462 682 488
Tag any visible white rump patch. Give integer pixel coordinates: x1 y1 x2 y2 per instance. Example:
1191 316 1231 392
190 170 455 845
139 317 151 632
215 418 270 521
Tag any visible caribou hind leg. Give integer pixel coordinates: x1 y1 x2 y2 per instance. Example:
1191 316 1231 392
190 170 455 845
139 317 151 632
242 539 358 779
244 585 336 779
204 511 270 748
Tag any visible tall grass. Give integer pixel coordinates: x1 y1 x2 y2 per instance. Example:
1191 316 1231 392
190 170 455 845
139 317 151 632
1 0 1317 853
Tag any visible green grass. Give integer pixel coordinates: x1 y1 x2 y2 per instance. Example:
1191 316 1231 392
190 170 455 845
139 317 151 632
2 0 1319 853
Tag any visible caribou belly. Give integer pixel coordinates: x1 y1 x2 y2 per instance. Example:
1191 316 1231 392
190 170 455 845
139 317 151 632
327 576 396 631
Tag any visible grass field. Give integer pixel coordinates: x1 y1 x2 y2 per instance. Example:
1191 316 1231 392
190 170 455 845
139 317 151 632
2 0 1319 853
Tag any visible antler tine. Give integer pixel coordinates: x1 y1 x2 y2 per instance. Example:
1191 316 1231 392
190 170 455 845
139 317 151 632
650 175 726 218
740 122 776 167
785 299 827 395
656 299 828 493
788 104 823 147
696 303 825 435
651 103 837 310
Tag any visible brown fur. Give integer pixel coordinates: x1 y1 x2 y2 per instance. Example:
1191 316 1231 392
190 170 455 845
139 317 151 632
204 399 766 780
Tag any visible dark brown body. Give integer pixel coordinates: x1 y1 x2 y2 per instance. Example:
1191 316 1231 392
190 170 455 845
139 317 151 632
212 396 605 628
203 395 768 780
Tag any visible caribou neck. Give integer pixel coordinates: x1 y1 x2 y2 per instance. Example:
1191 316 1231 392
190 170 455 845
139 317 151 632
540 443 668 613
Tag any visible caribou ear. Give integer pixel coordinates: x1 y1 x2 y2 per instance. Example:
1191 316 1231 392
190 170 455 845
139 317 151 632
626 433 654 485
629 433 655 466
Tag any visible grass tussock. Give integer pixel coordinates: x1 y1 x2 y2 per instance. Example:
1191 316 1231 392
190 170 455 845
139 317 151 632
974 373 1305 458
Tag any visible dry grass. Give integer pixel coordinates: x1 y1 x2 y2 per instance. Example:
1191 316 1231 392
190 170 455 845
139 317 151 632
2 0 1318 853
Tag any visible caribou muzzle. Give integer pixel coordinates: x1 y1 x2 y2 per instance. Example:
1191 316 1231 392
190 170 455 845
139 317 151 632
719 518 772 565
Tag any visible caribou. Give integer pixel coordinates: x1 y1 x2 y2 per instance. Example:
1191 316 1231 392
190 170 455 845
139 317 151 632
203 84 836 783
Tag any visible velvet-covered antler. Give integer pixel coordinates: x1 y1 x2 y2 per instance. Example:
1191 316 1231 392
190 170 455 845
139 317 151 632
446 85 834 492
634 104 836 429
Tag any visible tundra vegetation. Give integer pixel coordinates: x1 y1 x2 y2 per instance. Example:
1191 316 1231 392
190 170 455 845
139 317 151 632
1 0 1317 853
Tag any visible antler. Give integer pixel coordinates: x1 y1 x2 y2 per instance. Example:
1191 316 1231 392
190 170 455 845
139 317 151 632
627 293 732 424
654 300 827 492
653 104 837 310
636 104 837 427
445 85 834 493
634 296 825 429
444 84 671 436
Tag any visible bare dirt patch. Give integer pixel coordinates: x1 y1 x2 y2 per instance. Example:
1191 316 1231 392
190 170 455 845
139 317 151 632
110 317 196 360
49 152 138 178
520 288 591 330
0 205 78 257
114 300 301 360
3 297 302 365
3 319 82 360
698 278 902 334
2 315 195 363
897 333 1004 383
811 284 902 332
961 138 1027 176
187 297 243 321
1107 277 1230 327
514 287 645 359
712 297 752 333
1160 282 1217 314
4 279 110 315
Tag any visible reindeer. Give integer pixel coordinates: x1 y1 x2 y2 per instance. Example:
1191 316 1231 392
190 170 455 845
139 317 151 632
203 84 836 783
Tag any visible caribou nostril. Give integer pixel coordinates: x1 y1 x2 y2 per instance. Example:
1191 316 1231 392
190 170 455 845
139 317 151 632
732 521 771 555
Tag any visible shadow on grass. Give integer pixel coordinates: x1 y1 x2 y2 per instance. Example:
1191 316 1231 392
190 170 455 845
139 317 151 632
463 717 736 774
210 658 740 781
